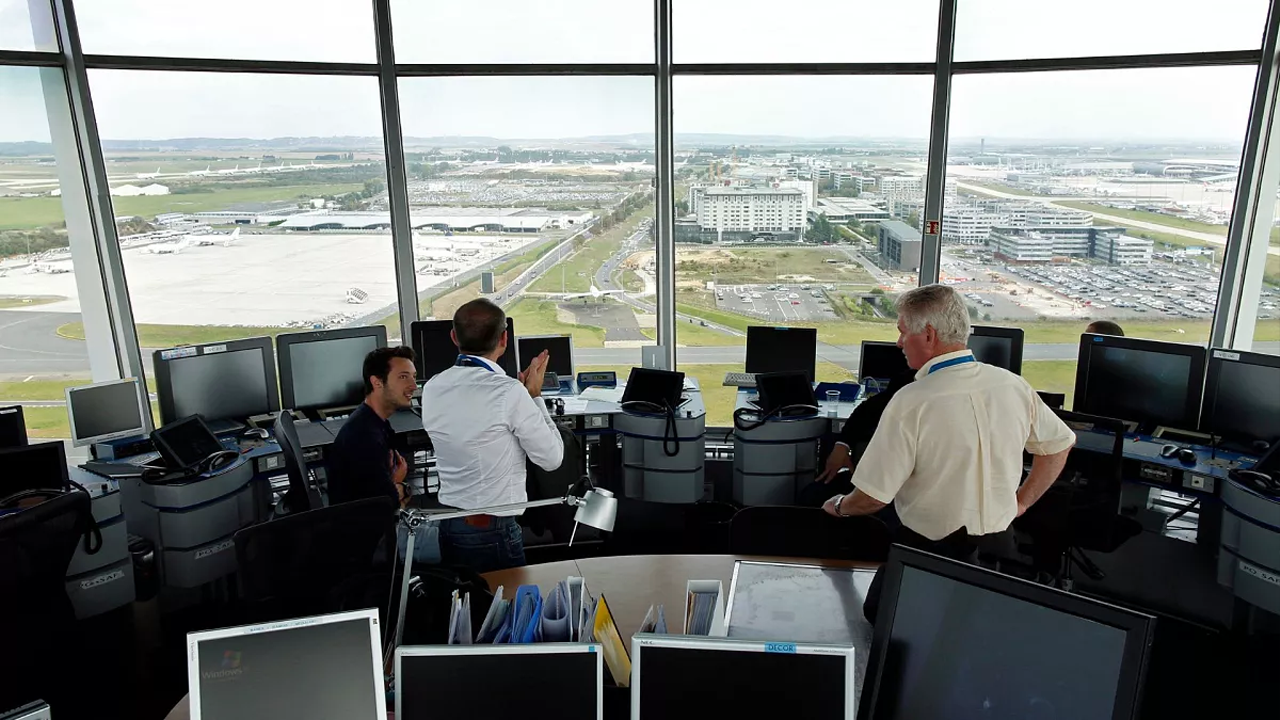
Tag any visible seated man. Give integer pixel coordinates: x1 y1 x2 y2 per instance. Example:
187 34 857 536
1086 320 1125 337
421 299 564 573
327 346 417 509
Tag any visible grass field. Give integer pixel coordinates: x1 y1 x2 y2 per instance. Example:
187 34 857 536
676 246 873 285
1020 360 1078 408
0 183 367 230
506 298 608 347
421 238 565 321
0 376 156 401
0 295 63 309
1061 202 1227 236
58 321 286 348
529 221 634 294
18 406 71 439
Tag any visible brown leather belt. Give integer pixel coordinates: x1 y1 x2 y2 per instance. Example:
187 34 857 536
463 514 497 528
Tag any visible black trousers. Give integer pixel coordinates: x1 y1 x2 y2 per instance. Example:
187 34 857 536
863 524 1015 624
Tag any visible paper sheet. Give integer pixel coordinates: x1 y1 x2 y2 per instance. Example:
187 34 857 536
541 581 571 643
578 386 626 403
475 586 508 643
561 398 590 414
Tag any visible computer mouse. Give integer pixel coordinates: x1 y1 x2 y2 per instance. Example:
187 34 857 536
1159 444 1179 459
1177 448 1197 465
243 427 269 440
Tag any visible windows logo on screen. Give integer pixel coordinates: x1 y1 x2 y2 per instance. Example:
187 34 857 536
221 651 242 670
203 650 244 681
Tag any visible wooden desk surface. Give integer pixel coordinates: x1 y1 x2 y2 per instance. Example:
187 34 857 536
164 554 875 719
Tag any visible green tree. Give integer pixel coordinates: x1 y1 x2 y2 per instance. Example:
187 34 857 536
906 210 920 230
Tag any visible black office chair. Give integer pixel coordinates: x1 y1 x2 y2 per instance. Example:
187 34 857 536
1014 409 1140 587
275 410 323 514
605 498 737 555
0 490 93 713
1037 391 1066 410
234 496 397 623
730 505 891 562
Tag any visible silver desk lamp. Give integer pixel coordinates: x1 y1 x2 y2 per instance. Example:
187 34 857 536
386 485 617 658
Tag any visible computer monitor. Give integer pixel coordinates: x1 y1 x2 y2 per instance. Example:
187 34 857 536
859 340 911 384
396 644 602 720
153 337 280 425
968 324 1024 374
0 405 27 448
186 609 385 720
517 334 574 379
621 367 685 409
0 441 69 496
410 317 517 380
859 545 1155 720
65 378 148 447
1073 333 1206 432
631 635 856 719
752 371 818 416
1200 348 1280 451
745 326 817 383
276 326 388 412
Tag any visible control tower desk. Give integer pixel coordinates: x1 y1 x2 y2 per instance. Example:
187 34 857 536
64 468 135 618
731 389 861 506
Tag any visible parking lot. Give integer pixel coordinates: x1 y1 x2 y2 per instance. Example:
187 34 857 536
714 283 841 322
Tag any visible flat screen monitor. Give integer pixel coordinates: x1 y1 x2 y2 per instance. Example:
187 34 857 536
859 545 1155 720
1200 348 1280 450
621 367 685 409
516 334 574 379
968 324 1024 375
0 405 26 448
631 635 856 719
153 337 279 425
859 340 911 383
151 414 225 469
745 326 817 382
1073 333 1206 432
66 378 148 447
186 609 385 720
0 440 69 496
410 317 517 380
276 326 388 411
396 644 602 720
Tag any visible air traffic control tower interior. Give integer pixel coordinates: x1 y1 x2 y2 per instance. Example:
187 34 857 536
2 1 1279 719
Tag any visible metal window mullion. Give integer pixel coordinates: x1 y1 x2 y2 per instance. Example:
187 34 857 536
50 0 148 400
654 0 676 370
1212 0 1280 350
82 54 379 76
372 0 418 339
919 0 957 285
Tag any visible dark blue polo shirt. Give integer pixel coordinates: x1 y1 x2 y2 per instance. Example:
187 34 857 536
327 403 398 506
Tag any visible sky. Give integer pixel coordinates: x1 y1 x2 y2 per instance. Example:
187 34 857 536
0 0 1270 143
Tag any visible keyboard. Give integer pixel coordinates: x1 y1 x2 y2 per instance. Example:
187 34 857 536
124 451 161 466
723 371 758 388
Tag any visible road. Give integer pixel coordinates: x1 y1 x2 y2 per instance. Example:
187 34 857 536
957 182 1280 257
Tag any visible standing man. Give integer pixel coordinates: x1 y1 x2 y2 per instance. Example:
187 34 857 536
822 285 1076 622
328 346 417 508
421 299 564 572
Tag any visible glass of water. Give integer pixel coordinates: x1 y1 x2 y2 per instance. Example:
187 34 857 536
826 389 841 418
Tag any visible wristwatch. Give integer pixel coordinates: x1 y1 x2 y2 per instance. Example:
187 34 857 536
831 493 850 517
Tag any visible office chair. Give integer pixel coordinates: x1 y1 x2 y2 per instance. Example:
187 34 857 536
729 505 891 562
274 410 324 514
1014 409 1140 588
1037 391 1066 410
605 497 737 555
234 496 397 623
0 490 93 712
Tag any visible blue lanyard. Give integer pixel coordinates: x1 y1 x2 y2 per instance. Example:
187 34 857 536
927 354 977 375
456 354 496 372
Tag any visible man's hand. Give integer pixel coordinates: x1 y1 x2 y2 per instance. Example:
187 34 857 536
391 449 408 485
816 444 853 483
522 349 550 398
822 494 845 518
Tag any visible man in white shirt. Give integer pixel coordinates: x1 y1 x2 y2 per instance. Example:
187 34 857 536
421 299 565 572
822 284 1076 621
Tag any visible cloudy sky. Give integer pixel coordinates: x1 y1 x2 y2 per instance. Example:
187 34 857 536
0 0 1270 142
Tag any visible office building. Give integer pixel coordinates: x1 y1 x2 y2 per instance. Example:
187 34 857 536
810 197 890 225
943 205 1007 245
878 219 922 271
691 186 807 240
990 226 1151 265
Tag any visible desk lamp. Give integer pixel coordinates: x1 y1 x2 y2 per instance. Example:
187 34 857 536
387 483 617 655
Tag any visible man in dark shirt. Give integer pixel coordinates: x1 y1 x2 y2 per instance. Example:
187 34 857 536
327 346 417 507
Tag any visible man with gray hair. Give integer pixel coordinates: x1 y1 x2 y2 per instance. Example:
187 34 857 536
823 284 1075 622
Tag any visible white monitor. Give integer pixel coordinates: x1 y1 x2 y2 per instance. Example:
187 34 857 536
186 609 386 720
396 643 602 720
631 634 857 719
516 334 575 379
65 377 148 447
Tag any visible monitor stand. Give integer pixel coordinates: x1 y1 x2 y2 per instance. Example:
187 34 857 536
1153 426 1214 445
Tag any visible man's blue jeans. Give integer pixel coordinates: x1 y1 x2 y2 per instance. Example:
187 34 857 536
438 515 526 574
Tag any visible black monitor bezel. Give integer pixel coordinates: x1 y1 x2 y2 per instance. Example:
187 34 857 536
1072 333 1207 432
275 325 389 411
1199 347 1280 445
969 324 1025 375
745 325 818 383
859 544 1155 720
0 405 27 448
0 440 69 494
152 336 280 425
858 340 911 381
410 317 517 380
516 334 574 379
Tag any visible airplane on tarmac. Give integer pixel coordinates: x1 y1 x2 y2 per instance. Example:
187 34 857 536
27 261 71 274
136 167 162 180
192 227 240 247
545 284 625 302
188 166 212 177
146 237 193 255
216 164 241 175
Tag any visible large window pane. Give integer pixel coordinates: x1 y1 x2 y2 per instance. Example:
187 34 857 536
944 65 1257 402
398 76 655 372
675 0 938 63
1 66 96 440
75 0 376 62
86 70 396 350
955 0 1268 61
674 75 932 425
0 0 56 51
391 0 653 64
